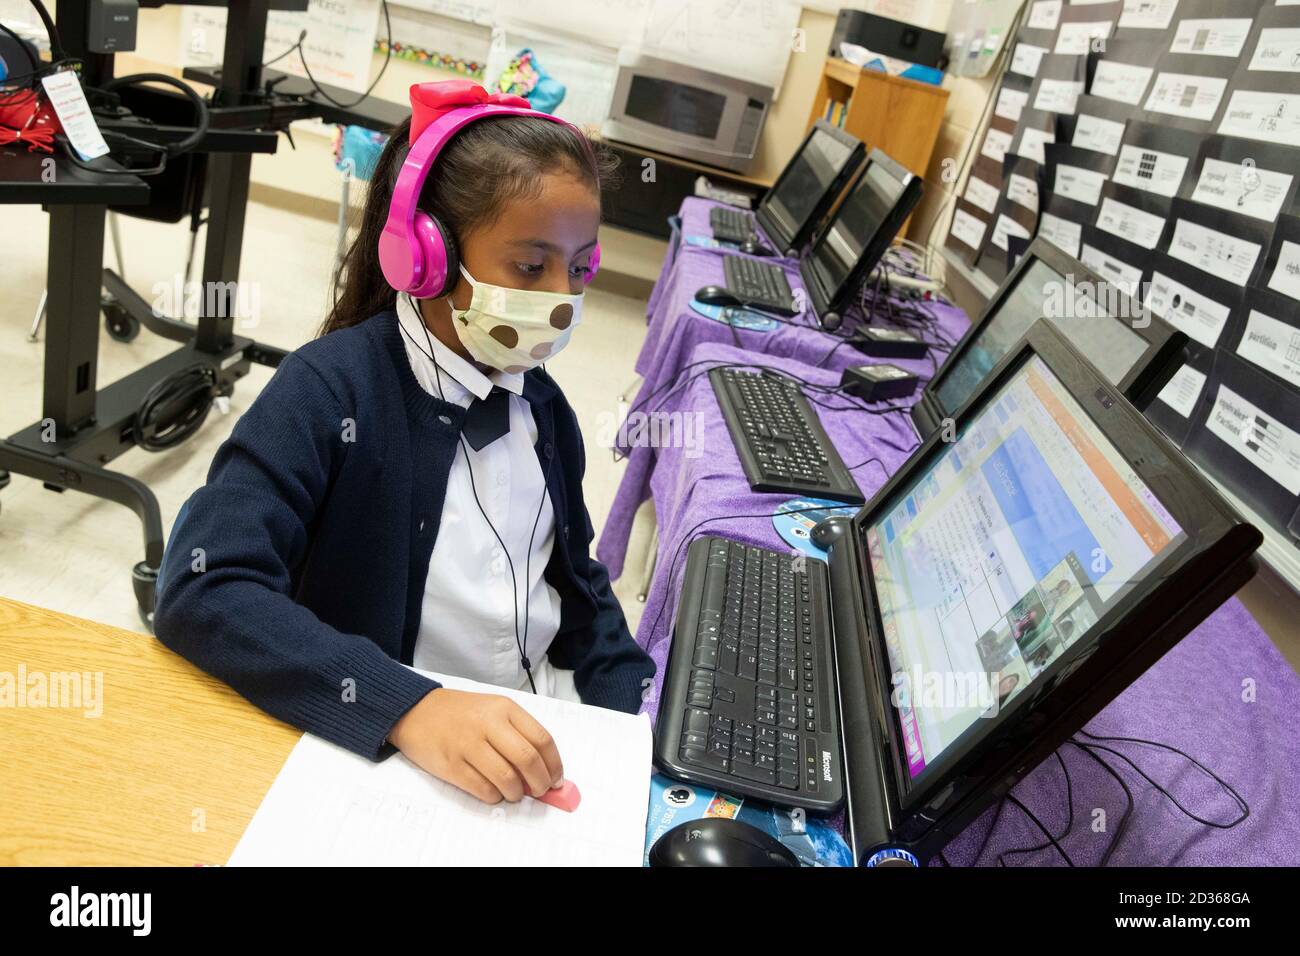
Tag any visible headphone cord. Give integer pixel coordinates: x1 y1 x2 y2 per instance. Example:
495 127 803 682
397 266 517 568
407 306 550 693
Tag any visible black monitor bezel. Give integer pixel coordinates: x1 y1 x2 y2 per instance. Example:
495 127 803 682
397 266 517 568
756 119 865 255
799 147 922 319
837 319 1258 845
915 237 1186 435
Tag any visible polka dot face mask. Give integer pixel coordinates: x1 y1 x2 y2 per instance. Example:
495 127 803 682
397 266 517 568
448 264 583 374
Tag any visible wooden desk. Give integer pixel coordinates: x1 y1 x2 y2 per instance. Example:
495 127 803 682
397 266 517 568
0 598 298 865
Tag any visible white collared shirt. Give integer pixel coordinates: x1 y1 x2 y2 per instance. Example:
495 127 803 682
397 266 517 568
396 294 568 696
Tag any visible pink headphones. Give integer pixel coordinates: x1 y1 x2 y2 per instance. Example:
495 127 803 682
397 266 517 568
379 80 601 299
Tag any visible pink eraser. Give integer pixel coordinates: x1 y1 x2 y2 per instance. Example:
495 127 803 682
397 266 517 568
534 780 581 812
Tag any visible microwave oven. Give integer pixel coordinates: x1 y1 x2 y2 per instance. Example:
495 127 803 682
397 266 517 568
603 52 773 174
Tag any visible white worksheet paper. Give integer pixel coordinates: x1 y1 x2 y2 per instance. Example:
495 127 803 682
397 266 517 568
228 670 653 866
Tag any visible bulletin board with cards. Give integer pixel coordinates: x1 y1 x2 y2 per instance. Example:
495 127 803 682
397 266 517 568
946 0 1300 589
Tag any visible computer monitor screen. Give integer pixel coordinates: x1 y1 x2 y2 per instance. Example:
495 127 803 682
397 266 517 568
865 353 1186 781
809 159 908 299
764 128 857 240
934 260 1150 414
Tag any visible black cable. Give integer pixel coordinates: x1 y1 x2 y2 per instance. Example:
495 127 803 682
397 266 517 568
294 0 393 110
628 359 912 426
49 71 212 177
997 752 1074 866
1076 730 1250 828
843 457 890 483
25 0 66 62
814 335 855 369
802 391 912 417
1067 738 1135 866
711 297 846 338
264 29 307 69
970 728 1244 867
0 2 77 104
1003 792 1074 866
0 18 82 88
970 795 1009 865
55 136 166 174
614 359 917 471
132 363 217 451
407 303 550 694
641 503 851 649
952 724 1246 867
0 55 82 88
0 20 39 76
520 445 557 687
97 72 211 158
612 360 911 463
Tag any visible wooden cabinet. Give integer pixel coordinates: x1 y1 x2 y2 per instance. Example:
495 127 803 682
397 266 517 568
807 57 949 237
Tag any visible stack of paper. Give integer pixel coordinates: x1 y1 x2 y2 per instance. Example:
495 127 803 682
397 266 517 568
228 671 653 866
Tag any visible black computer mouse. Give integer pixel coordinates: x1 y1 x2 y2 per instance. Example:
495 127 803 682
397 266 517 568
695 285 743 307
740 237 766 256
648 817 800 868
810 516 851 551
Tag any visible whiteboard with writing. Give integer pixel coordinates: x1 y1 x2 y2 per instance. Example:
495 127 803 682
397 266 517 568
639 0 802 92
179 0 383 93
394 0 497 27
399 0 802 91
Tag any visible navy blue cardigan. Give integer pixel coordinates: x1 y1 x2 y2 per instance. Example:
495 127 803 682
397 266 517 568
154 310 654 760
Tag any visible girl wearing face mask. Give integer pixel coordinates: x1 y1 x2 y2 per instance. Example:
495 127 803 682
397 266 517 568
154 82 654 807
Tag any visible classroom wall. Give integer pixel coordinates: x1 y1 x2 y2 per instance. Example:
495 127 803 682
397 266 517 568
913 72 996 256
750 8 836 186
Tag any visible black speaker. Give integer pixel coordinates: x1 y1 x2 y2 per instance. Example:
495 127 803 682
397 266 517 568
829 9 947 70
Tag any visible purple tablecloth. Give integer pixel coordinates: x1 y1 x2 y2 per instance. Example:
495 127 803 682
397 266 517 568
624 343 1300 866
597 220 969 579
646 198 735 321
644 213 684 320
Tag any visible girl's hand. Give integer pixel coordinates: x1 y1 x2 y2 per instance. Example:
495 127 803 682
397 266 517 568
389 688 564 804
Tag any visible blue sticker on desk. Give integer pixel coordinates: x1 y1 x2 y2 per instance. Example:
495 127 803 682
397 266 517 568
773 497 860 557
689 298 779 332
684 234 740 251
644 773 853 868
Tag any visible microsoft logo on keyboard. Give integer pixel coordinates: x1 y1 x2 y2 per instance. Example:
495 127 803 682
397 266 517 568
822 751 833 782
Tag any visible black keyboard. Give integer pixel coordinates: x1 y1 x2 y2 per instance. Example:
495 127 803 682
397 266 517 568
710 368 865 505
709 205 755 244
722 254 797 316
654 536 845 812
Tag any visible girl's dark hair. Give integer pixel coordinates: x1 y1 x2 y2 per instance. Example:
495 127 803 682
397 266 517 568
322 115 618 336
